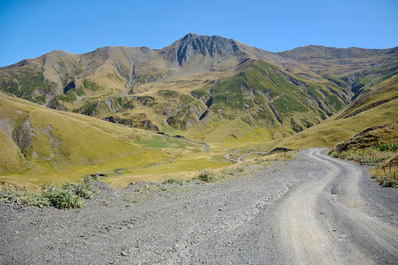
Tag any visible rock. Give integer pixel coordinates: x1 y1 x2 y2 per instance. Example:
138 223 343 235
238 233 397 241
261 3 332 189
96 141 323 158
270 147 292 154
12 117 34 157
105 113 159 131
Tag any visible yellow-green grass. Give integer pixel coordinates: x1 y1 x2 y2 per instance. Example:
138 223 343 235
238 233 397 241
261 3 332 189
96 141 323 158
184 119 276 147
0 140 228 190
0 150 166 187
0 93 140 171
103 152 231 189
330 120 398 188
338 76 398 119
0 144 234 190
278 99 398 149
0 132 25 172
332 148 398 188
0 92 228 189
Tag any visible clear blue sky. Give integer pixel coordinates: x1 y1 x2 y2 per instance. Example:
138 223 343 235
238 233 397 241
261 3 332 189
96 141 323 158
0 0 397 66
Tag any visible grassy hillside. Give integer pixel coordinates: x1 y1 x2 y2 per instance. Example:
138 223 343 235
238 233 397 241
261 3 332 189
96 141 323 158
336 75 398 119
0 92 229 188
331 120 398 188
178 60 351 146
278 99 398 149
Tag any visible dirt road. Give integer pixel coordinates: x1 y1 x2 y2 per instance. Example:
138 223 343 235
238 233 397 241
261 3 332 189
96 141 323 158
1 148 397 264
276 149 398 265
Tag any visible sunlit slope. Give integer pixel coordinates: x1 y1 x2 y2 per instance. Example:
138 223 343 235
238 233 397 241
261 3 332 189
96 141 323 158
278 76 398 149
0 92 142 172
0 92 195 175
180 60 350 145
336 75 398 119
0 92 231 188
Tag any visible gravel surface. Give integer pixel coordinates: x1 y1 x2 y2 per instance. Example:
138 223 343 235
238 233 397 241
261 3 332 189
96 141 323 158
0 148 397 265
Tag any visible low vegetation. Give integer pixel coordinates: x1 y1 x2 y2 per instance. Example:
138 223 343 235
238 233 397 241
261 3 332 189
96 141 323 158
162 178 184 185
371 155 398 188
331 145 398 188
331 148 395 164
332 149 398 188
0 175 98 209
331 120 398 188
195 167 240 182
197 170 221 182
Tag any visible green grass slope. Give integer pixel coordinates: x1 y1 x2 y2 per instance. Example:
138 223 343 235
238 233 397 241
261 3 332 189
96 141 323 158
0 92 228 188
0 92 140 171
331 120 398 188
180 60 351 146
278 96 398 150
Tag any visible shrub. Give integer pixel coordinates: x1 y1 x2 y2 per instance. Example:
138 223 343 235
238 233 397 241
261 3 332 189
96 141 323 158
163 178 184 185
197 170 217 182
0 176 98 209
62 179 97 199
372 143 398 152
0 189 50 207
17 191 50 207
372 173 398 188
333 147 398 189
0 190 16 204
42 184 84 209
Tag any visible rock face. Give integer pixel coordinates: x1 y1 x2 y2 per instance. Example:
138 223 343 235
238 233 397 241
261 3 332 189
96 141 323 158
12 118 34 157
160 33 243 66
105 113 159 131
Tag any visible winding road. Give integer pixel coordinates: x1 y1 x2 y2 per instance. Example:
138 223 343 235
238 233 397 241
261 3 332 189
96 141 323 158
224 150 269 163
276 149 398 265
1 148 397 264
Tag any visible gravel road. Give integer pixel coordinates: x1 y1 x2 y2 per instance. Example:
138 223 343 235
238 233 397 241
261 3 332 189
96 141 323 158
1 148 397 265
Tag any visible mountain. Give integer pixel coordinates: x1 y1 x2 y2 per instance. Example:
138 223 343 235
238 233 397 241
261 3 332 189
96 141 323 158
0 33 397 146
1 33 398 188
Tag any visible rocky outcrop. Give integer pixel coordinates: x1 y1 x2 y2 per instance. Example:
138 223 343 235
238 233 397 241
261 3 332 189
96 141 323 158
47 97 67 111
63 80 76 94
160 33 244 66
105 113 159 131
135 96 155 106
78 97 134 116
12 117 34 157
166 100 208 129
334 121 398 152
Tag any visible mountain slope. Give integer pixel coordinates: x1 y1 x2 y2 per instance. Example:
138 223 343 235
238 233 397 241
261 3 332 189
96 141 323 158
0 91 223 188
0 34 397 149
0 33 279 110
277 74 398 149
0 91 141 172
278 45 398 76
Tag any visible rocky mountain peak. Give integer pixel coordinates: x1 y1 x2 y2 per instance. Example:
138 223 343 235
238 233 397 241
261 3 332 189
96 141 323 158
161 33 243 66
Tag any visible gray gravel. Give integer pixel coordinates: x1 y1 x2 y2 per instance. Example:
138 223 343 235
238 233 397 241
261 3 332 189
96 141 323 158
0 148 397 265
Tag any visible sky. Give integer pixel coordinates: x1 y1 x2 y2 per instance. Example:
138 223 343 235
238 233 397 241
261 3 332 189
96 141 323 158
0 0 397 66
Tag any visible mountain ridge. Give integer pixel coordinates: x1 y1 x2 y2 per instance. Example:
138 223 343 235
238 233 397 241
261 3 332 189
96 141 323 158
3 33 397 69
0 33 397 144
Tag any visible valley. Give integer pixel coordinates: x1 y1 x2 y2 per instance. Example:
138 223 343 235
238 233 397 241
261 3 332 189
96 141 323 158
0 33 397 188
